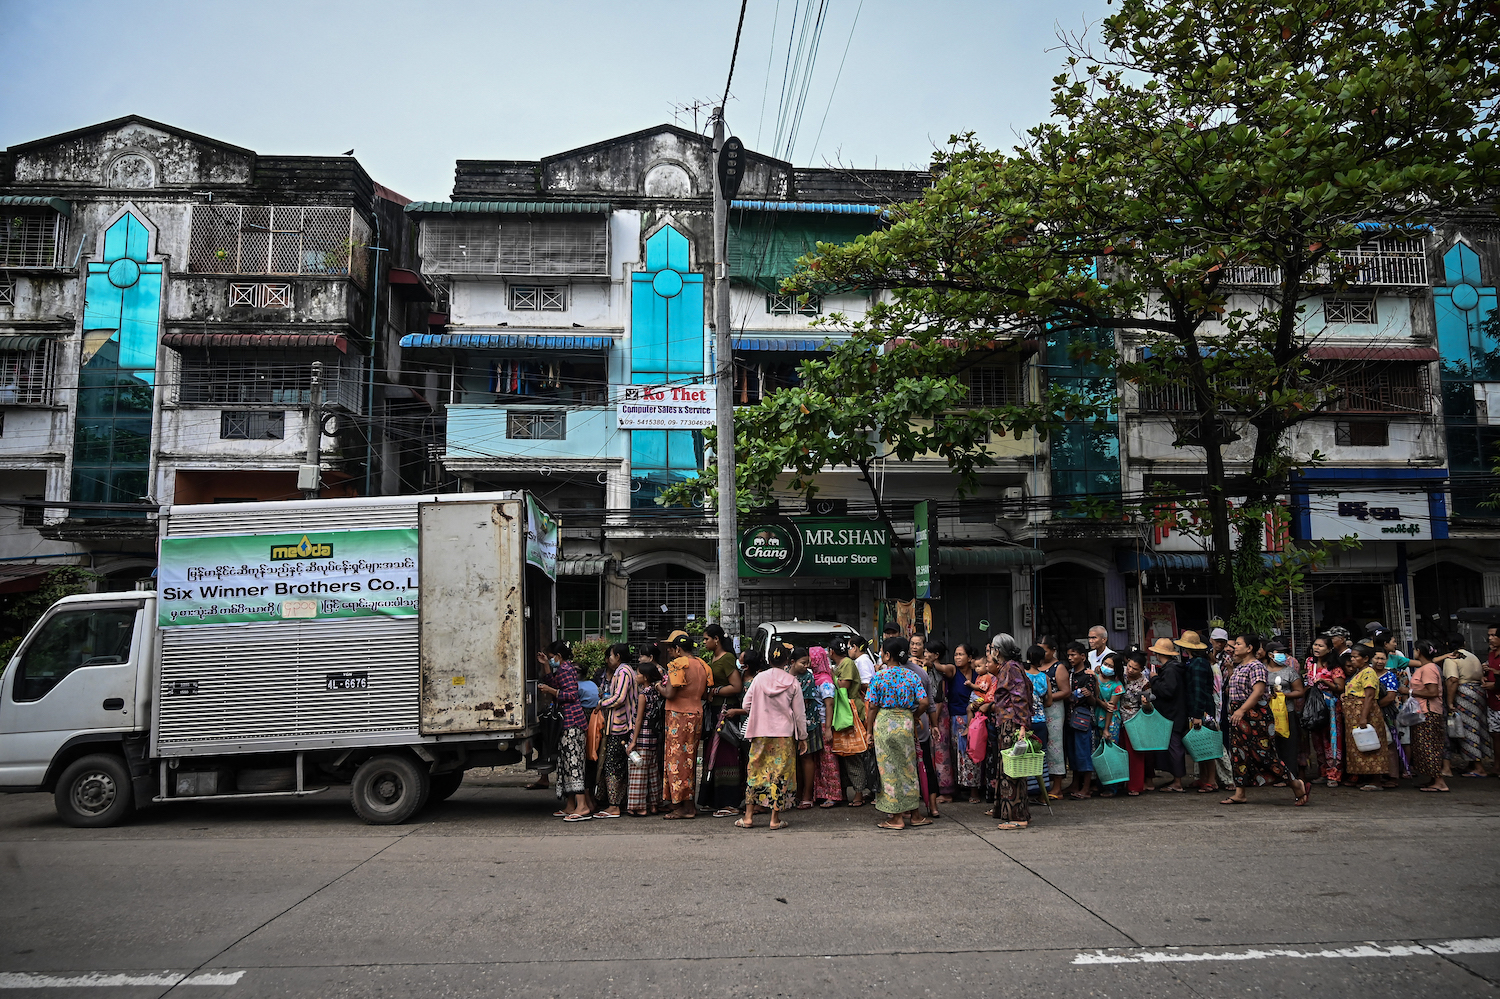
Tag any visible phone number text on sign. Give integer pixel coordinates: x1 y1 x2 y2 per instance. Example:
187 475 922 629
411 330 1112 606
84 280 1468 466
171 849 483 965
616 384 716 430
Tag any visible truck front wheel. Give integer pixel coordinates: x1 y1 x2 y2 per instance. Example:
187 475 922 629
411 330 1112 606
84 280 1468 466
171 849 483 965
351 755 428 824
55 754 135 828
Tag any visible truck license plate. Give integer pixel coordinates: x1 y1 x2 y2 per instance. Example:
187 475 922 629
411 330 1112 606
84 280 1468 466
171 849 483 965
325 671 368 691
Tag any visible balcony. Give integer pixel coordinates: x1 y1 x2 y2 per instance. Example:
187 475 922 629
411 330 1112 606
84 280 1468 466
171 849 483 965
443 403 624 468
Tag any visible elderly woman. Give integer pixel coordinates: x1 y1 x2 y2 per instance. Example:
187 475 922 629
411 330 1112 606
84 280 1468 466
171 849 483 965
1221 632 1310 807
866 637 930 831
985 634 1036 830
737 644 807 830
1342 642 1396 789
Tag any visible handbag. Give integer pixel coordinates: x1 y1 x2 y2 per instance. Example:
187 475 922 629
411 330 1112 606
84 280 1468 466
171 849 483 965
1447 713 1462 738
832 687 856 731
585 708 605 761
1269 693 1291 738
1351 724 1382 753
1395 695 1427 728
967 714 988 762
1068 702 1094 732
717 712 746 748
829 698 871 755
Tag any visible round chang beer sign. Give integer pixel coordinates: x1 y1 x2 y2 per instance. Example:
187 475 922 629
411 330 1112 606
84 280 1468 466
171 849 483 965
740 523 799 576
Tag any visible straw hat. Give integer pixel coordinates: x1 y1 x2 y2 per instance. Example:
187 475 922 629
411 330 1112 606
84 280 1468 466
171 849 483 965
1175 630 1208 650
1149 637 1179 657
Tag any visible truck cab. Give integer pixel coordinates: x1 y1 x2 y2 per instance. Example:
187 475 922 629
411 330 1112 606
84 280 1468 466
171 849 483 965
0 591 154 822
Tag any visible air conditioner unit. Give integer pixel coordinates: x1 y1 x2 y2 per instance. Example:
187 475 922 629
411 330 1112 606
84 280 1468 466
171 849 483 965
1000 486 1026 520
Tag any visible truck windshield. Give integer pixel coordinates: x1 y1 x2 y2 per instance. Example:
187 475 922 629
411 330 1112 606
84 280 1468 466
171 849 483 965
14 607 136 702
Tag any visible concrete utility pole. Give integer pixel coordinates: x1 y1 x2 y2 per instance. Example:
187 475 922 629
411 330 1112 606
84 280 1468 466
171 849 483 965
711 110 739 639
301 360 323 500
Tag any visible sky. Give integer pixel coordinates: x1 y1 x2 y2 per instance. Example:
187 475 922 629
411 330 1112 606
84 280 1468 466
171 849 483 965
0 0 1110 201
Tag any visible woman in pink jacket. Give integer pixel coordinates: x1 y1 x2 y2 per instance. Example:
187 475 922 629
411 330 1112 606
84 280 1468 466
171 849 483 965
737 643 809 830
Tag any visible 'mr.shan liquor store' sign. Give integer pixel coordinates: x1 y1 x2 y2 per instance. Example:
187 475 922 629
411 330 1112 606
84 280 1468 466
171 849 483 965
738 518 891 578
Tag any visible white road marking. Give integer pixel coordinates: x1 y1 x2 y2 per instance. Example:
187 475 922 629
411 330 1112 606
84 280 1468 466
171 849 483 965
1074 937 1500 965
0 970 244 988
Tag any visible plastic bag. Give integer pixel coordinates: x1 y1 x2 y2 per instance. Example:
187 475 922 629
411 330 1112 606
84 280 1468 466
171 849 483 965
1395 695 1426 728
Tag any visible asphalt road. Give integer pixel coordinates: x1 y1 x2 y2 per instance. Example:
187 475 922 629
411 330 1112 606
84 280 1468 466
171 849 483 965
1 772 1498 999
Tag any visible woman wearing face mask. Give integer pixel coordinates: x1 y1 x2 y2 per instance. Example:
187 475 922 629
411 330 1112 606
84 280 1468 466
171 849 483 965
1264 640 1305 784
1093 653 1126 797
535 640 595 821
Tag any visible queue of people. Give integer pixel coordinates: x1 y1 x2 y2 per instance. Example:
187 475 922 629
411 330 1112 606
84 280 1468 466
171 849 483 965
523 619 1500 826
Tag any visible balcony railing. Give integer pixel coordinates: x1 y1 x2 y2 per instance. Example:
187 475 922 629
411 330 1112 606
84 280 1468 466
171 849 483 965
188 206 371 284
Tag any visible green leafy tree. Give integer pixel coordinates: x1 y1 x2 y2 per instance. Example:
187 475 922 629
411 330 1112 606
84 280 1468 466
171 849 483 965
672 0 1500 628
0 567 101 661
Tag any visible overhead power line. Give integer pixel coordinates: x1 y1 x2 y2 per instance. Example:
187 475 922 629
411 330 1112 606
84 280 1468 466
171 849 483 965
723 0 750 108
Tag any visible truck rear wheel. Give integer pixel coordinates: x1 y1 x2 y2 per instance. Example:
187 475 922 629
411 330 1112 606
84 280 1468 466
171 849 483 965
427 770 465 804
351 755 428 824
55 754 135 828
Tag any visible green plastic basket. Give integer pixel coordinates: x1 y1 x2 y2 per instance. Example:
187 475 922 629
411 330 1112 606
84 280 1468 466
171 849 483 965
1001 734 1047 778
1092 740 1130 785
1123 706 1173 752
1183 725 1224 762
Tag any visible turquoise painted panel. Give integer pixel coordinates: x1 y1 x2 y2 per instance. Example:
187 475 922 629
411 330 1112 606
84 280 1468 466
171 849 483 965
443 405 624 461
631 273 669 375
632 429 667 469
645 225 691 273
667 430 696 468
667 274 704 375
1444 243 1482 286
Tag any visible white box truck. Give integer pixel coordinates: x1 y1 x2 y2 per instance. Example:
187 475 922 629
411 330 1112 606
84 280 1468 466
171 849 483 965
0 491 561 827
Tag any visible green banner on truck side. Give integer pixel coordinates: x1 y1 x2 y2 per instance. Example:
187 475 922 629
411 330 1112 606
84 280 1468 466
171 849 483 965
157 528 419 628
738 517 891 578
525 495 559 581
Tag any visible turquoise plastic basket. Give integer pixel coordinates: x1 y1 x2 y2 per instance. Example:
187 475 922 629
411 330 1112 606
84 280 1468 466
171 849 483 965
1183 725 1224 762
1091 740 1129 785
1123 707 1173 752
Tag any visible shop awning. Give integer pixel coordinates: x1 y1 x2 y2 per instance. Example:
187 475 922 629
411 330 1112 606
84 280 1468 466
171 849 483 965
163 333 349 353
1116 551 1211 573
387 268 434 301
731 201 886 215
0 334 62 351
896 545 1046 572
1307 345 1439 362
400 332 615 351
557 554 615 576
404 201 611 215
0 195 71 217
0 562 78 594
732 337 830 352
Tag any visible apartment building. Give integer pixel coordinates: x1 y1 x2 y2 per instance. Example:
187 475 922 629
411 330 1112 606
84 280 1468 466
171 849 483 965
0 116 425 590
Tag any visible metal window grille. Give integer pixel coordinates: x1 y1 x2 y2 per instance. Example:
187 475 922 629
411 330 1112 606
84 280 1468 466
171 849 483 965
499 220 607 276
427 275 452 314
421 220 500 274
220 410 286 440
21 494 42 527
766 293 820 316
960 363 1026 407
1136 375 1248 413
509 285 567 311
228 282 293 308
627 578 707 636
1338 238 1428 287
0 208 66 268
1324 362 1428 414
188 206 369 284
178 357 363 413
0 345 55 405
1324 297 1376 324
0 280 14 305
1334 420 1389 447
506 410 566 440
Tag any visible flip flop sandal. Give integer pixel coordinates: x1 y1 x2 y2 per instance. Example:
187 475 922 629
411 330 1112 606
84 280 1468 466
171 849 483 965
1196 785 1220 793
996 822 1028 830
593 811 621 818
733 818 754 828
1418 785 1450 792
795 801 815 810
552 810 568 817
819 800 838 808
908 818 934 827
768 821 789 830
563 813 592 822
1219 797 1248 805
712 808 741 818
876 821 905 830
